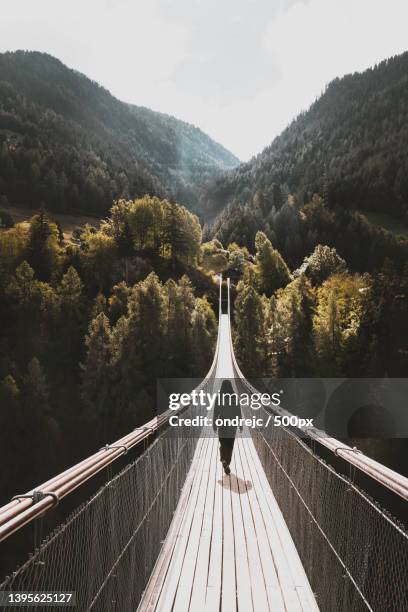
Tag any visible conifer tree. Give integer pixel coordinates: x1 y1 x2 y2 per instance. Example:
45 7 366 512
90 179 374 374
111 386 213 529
255 231 291 296
126 272 166 381
59 266 83 306
58 266 84 363
108 282 130 322
82 312 113 438
234 281 266 376
295 244 347 285
267 276 315 376
26 210 59 280
26 357 49 407
191 297 217 374
117 219 134 283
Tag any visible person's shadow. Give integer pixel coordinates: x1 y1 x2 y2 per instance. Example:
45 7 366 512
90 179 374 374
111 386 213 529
217 473 253 494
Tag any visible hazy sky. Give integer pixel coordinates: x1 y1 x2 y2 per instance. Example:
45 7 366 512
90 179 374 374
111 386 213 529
1 0 407 160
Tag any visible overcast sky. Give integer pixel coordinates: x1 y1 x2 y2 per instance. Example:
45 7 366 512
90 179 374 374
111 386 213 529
1 0 407 160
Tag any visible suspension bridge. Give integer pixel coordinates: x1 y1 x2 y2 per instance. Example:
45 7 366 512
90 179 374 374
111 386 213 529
0 277 407 611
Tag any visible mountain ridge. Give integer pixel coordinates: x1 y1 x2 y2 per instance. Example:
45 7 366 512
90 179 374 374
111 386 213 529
0 50 239 216
201 51 408 222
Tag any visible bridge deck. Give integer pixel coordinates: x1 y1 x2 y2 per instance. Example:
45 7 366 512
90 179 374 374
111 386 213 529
139 434 319 611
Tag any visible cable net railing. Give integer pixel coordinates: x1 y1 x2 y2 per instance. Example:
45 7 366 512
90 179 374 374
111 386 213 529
246 402 408 612
0 412 199 611
1 277 407 612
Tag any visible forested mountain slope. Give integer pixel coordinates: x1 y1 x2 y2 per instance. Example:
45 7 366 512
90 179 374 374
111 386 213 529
201 51 408 221
0 51 239 215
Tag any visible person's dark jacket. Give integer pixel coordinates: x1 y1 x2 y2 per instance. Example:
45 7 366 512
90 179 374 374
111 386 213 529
213 380 242 438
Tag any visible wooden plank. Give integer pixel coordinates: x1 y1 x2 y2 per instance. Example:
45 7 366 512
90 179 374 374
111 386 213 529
240 436 302 611
244 436 315 587
233 438 271 612
296 586 319 612
239 438 289 611
140 428 318 612
172 435 215 612
204 440 223 611
139 310 319 611
220 449 237 612
172 433 215 611
138 437 209 611
244 437 319 612
238 438 292 612
188 437 218 610
154 437 212 611
229 450 254 611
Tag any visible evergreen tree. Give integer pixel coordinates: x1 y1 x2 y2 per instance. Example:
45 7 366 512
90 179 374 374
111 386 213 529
24 357 50 426
191 297 217 374
121 273 166 415
314 290 341 374
164 201 201 264
234 281 266 376
313 274 365 375
81 231 117 291
165 201 186 262
0 375 22 495
82 313 113 440
117 219 134 283
356 262 408 376
26 357 48 405
129 198 155 250
178 276 195 345
57 266 84 364
255 231 291 296
164 276 195 374
295 244 347 285
7 261 37 306
267 276 316 376
91 293 108 318
59 266 83 306
26 210 59 280
0 223 27 268
108 282 130 323
227 243 250 280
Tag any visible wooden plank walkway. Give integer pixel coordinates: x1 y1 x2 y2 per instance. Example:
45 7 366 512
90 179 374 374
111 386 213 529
139 433 319 612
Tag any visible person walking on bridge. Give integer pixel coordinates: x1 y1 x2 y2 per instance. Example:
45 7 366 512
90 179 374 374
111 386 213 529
213 379 242 475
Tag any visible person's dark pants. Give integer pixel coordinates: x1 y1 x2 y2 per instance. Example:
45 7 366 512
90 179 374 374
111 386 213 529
218 437 235 466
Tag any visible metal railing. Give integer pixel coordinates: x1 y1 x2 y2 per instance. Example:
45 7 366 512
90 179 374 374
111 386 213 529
1 275 407 612
0 276 224 543
225 276 408 502
225 277 408 611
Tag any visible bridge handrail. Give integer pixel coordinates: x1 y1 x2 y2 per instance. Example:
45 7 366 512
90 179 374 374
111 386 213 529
241 373 408 502
2 273 406 544
0 275 226 542
0 410 172 542
225 277 408 502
